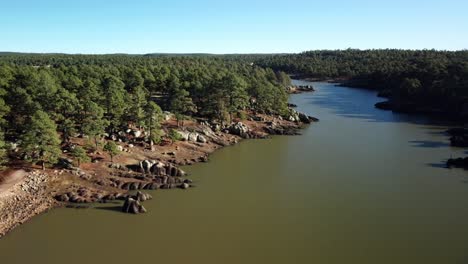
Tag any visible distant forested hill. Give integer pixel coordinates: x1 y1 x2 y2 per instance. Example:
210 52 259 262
242 49 468 120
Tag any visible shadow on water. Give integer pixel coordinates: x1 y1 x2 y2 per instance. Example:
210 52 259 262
409 140 450 148
427 162 449 169
94 206 123 213
301 83 456 128
293 81 465 171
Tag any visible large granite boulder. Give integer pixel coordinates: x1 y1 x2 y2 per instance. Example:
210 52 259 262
139 160 155 174
197 135 207 143
188 132 199 142
229 122 249 136
122 197 147 214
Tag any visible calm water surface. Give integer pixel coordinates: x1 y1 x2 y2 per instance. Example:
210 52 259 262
2 81 468 264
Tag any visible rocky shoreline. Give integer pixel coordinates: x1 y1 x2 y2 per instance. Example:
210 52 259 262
0 171 57 238
0 111 317 238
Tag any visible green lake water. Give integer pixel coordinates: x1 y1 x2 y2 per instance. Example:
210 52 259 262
1 81 468 263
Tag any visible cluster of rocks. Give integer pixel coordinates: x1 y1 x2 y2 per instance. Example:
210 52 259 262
122 191 153 214
105 128 147 144
287 109 318 124
264 121 300 136
20 171 48 194
296 85 315 92
0 171 55 238
176 130 207 144
55 188 126 203
138 160 186 176
287 85 315 94
112 178 191 191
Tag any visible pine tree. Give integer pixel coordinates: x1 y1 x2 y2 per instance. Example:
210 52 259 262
128 85 148 128
221 73 249 121
0 132 8 168
169 87 196 127
21 111 61 170
71 146 90 167
102 75 126 130
81 101 109 150
103 141 119 163
144 101 163 150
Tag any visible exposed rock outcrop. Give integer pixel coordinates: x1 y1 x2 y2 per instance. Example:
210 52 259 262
137 160 186 177
228 122 250 137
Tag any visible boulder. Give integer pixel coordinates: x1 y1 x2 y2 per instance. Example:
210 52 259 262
188 132 199 142
229 122 249 136
55 193 70 202
197 135 207 143
150 162 167 176
133 130 142 138
176 130 190 141
139 160 155 174
134 191 153 202
122 197 147 214
298 112 311 124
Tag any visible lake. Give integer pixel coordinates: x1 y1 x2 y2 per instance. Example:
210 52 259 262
1 81 468 263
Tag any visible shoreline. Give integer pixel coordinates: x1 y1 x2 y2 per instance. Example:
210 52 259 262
0 111 317 239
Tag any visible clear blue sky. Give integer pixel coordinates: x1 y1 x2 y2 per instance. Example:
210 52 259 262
1 0 467 54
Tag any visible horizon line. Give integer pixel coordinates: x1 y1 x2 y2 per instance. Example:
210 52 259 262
1 48 467 56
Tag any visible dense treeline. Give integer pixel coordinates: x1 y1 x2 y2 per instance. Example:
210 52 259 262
0 55 290 168
245 49 468 118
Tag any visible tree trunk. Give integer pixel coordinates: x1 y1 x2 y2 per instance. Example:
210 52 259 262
41 161 45 170
94 137 98 150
